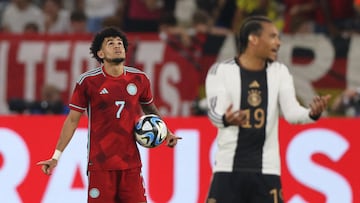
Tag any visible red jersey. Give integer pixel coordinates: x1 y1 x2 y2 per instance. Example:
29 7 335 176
69 66 153 170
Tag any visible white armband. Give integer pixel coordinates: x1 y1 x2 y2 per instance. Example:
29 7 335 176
52 149 62 160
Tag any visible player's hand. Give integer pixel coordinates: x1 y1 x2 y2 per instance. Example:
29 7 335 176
166 131 182 148
225 104 247 126
309 94 331 117
36 159 58 175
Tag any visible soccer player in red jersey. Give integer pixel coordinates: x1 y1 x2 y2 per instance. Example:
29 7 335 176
37 27 181 203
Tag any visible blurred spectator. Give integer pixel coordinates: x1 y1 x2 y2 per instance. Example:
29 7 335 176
190 9 212 34
188 9 229 60
195 0 236 33
8 84 69 114
30 84 69 114
23 22 39 33
159 12 191 47
283 0 317 34
61 0 80 11
101 15 123 30
42 0 70 33
8 98 28 114
77 0 121 33
356 0 360 13
353 0 360 32
190 9 231 36
0 0 10 23
158 11 203 75
69 10 88 33
214 0 237 32
188 9 230 116
122 0 175 32
317 0 355 37
331 88 360 116
232 0 283 33
173 0 197 27
196 0 217 14
1 0 44 33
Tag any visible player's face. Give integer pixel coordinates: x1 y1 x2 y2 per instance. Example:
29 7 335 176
99 36 126 64
257 22 281 62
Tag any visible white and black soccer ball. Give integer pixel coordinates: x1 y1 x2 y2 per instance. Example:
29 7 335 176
134 114 168 148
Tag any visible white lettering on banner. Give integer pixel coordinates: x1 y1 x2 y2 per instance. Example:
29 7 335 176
0 128 30 203
346 35 360 88
139 129 200 203
45 42 70 91
42 128 200 203
279 34 335 105
288 195 310 203
286 128 352 203
18 42 45 101
180 101 192 117
70 42 96 96
0 42 9 113
135 41 194 116
159 62 180 116
0 118 358 202
2 34 360 115
42 129 88 203
168 129 199 203
135 41 165 94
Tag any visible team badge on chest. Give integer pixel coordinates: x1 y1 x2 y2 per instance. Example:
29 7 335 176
127 83 137 95
248 89 262 107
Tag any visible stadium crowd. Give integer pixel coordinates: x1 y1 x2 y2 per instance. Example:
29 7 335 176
1 0 360 36
1 0 360 116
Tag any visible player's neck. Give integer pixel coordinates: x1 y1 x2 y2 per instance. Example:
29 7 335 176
103 63 124 77
238 52 266 71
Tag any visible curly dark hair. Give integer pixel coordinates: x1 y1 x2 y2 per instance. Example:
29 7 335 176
90 27 129 63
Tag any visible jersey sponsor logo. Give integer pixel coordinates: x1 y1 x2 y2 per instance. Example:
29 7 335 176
99 88 109 95
249 80 260 88
127 83 137 95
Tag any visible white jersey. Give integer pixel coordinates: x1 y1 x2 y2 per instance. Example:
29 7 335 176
1 3 44 33
205 58 315 175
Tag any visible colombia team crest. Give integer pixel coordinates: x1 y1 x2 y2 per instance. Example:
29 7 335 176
127 83 137 95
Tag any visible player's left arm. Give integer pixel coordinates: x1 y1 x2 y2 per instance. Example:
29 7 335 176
141 103 182 147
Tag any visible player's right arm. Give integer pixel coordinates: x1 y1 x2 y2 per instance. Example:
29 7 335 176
37 110 82 175
205 63 233 128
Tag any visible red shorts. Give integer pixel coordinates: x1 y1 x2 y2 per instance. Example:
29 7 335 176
87 167 147 203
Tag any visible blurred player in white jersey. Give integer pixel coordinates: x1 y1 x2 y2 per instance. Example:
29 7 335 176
205 15 331 203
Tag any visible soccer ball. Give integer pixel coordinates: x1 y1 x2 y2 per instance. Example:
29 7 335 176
134 114 168 148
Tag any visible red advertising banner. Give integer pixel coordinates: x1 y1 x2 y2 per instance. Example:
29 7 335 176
1 33 360 116
0 34 201 116
280 118 360 203
0 116 359 203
